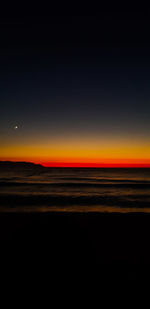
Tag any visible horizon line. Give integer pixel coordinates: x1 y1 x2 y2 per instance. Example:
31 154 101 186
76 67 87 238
1 160 150 168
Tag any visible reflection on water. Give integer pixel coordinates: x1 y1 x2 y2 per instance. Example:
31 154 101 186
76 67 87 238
0 167 150 213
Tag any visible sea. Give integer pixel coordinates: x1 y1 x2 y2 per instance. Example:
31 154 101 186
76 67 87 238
0 165 150 213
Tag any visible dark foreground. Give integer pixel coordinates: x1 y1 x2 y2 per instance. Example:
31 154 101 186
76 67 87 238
0 212 150 289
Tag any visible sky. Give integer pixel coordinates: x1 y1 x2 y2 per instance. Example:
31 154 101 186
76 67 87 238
0 6 150 167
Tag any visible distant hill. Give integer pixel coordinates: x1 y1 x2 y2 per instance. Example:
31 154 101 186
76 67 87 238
0 161 45 170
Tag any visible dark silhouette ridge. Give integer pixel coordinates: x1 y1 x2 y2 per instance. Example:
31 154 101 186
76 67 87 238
0 161 45 169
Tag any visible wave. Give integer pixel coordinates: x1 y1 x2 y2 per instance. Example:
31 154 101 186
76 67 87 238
0 193 150 209
1 167 150 213
0 180 150 189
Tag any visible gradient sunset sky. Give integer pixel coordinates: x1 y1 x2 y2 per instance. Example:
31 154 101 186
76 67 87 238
1 7 150 167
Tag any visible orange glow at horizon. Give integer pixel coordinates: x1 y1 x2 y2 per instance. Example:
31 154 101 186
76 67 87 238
1 138 150 167
1 157 150 167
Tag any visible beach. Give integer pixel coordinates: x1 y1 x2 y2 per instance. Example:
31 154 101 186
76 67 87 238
0 212 150 285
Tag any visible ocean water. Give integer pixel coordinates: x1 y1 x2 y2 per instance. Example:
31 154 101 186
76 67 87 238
0 166 150 213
